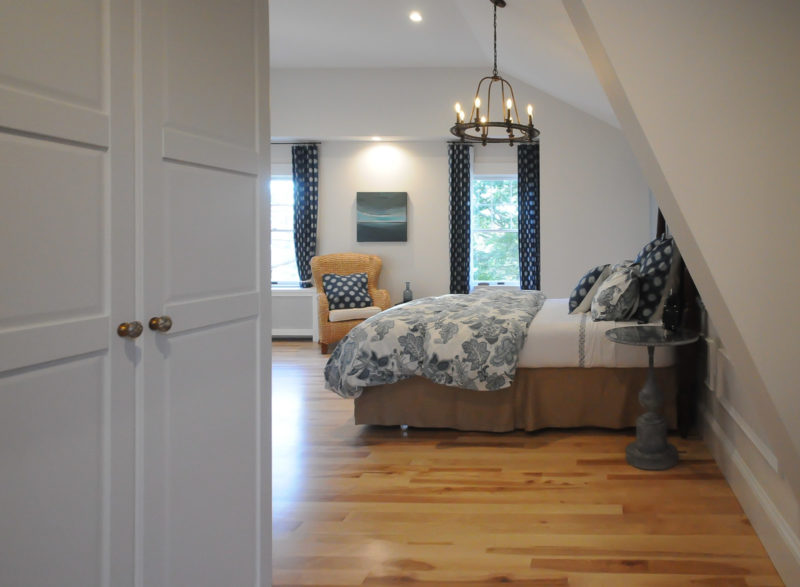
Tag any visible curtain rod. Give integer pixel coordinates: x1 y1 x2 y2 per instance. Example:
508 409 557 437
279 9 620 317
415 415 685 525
270 141 321 145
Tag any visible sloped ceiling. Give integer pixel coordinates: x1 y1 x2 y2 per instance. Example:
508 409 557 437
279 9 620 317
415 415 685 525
565 0 800 490
269 0 616 126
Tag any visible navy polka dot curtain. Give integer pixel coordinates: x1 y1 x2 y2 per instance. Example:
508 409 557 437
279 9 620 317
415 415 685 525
292 145 319 287
518 143 540 290
448 143 472 294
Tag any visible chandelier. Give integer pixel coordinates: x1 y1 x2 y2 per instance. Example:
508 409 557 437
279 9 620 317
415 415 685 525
450 0 540 146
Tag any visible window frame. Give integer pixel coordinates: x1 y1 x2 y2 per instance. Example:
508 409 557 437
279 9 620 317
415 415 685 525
269 175 301 288
469 174 520 290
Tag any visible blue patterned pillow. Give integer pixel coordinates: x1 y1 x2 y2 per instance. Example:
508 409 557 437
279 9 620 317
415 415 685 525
590 261 641 321
568 264 611 314
632 236 675 322
322 273 373 310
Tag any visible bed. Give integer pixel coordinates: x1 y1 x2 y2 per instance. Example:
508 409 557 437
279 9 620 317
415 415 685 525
350 297 678 432
324 235 697 434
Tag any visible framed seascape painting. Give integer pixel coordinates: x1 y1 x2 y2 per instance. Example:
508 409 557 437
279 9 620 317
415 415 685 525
356 192 408 242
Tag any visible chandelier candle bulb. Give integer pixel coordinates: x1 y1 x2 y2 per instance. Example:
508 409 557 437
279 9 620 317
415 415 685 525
527 104 533 125
506 98 512 122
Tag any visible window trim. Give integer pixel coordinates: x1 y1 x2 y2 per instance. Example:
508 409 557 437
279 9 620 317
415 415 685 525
469 174 520 290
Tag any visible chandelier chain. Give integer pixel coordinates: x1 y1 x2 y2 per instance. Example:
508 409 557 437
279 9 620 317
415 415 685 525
492 2 498 77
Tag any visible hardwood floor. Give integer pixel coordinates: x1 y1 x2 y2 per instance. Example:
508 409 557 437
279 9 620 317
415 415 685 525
272 340 783 586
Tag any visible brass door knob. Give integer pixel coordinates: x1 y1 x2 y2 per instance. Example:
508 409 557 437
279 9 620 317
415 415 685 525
117 321 144 338
148 316 173 333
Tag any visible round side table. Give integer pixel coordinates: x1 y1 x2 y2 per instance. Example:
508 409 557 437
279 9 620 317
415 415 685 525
606 325 699 470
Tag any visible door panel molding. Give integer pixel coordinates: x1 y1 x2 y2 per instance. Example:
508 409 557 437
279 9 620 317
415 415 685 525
162 163 257 302
162 292 258 335
163 0 256 152
0 85 109 148
0 355 105 587
162 127 258 175
163 319 258 586
0 134 107 330
0 0 105 111
0 316 109 372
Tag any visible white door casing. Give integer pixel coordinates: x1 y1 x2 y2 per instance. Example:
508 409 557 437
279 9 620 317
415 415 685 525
138 0 266 585
0 1 136 585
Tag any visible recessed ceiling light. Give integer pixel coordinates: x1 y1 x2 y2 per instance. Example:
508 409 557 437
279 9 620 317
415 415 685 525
409 11 422 23
371 136 382 141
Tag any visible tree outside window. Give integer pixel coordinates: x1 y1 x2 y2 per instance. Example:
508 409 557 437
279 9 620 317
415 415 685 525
470 176 519 288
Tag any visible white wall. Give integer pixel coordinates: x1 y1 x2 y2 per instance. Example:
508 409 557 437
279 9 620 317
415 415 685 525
271 67 652 299
701 317 800 581
565 0 800 581
272 136 650 300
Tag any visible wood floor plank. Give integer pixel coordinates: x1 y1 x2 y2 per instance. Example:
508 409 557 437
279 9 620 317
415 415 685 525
271 340 783 586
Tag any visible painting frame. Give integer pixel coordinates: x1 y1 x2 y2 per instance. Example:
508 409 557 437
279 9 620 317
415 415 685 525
356 192 408 242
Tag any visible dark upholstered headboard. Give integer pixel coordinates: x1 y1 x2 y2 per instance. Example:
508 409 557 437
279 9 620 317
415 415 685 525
657 209 701 436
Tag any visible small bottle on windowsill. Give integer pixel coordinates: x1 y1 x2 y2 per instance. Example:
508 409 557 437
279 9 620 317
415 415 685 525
402 282 413 303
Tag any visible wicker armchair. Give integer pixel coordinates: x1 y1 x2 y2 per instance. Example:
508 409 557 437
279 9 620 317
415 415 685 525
310 253 391 354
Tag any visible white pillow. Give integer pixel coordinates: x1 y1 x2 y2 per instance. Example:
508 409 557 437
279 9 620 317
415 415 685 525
590 262 641 321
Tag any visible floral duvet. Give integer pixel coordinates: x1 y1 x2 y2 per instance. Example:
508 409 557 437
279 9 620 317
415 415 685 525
324 288 546 398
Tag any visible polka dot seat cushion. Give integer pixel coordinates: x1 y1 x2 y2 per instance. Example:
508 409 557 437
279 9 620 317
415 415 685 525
322 272 373 310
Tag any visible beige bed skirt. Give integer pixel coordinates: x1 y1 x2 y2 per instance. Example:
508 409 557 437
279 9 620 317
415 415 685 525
353 367 678 433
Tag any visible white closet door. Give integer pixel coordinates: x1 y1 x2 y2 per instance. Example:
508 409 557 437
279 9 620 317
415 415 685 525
138 1 268 585
0 1 136 586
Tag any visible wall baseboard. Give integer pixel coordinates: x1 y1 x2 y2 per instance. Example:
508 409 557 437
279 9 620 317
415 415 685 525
272 329 313 338
701 403 800 584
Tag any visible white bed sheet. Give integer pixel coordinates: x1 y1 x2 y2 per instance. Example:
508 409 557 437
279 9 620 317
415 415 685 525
518 298 675 368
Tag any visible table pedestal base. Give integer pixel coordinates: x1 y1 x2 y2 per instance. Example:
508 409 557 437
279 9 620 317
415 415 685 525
605 330 697 471
626 441 678 470
626 412 678 470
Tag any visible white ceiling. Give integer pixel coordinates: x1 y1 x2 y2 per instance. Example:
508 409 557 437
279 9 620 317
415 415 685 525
269 0 617 126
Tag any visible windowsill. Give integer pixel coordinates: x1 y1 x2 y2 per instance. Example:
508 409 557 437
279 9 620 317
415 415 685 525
470 282 521 292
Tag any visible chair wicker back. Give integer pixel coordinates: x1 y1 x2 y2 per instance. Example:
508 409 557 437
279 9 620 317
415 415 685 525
310 253 391 354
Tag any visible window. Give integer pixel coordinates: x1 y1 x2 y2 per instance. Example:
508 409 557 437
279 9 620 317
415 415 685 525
270 177 300 285
470 176 519 288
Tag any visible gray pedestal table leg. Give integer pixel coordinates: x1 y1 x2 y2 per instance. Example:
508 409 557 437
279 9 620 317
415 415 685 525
625 345 678 470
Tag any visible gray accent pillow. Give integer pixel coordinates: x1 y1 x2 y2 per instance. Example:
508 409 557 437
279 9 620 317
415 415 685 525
590 261 642 321
322 272 373 310
568 264 612 314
